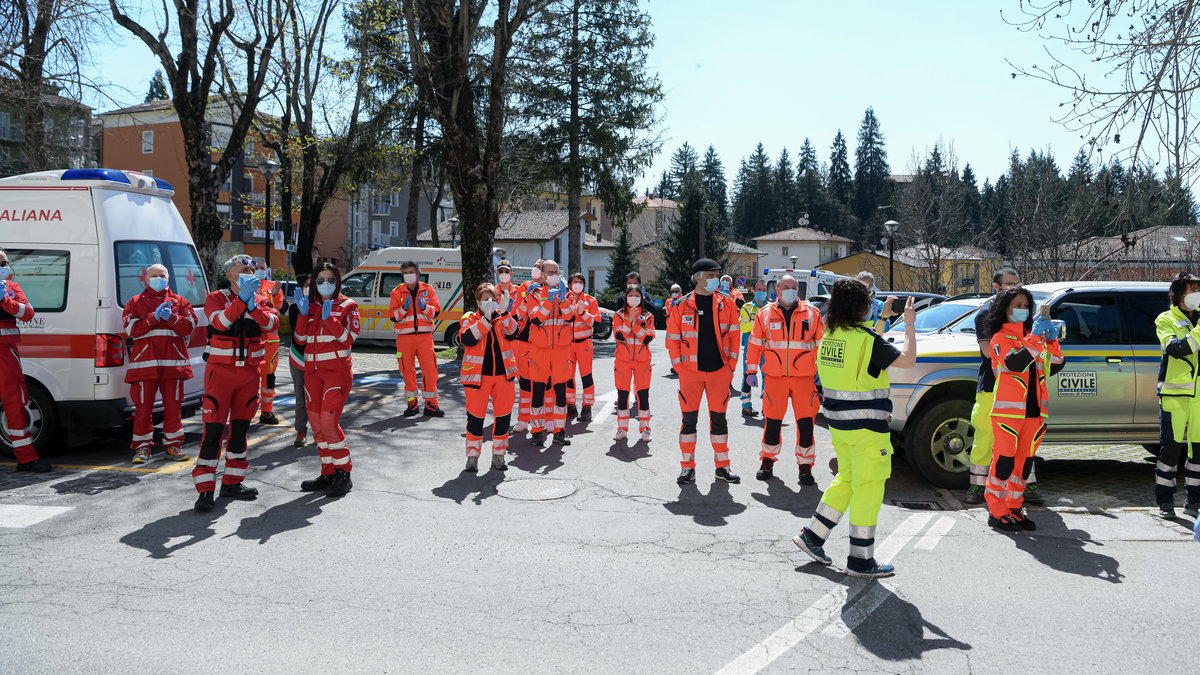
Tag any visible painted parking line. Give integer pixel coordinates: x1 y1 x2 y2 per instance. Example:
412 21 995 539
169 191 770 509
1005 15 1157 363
590 390 619 423
0 504 74 528
915 515 956 550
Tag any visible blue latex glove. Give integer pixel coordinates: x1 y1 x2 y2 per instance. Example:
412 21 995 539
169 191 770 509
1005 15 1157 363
293 287 309 316
1031 316 1054 338
402 296 411 311
417 295 426 311
745 372 759 388
529 282 542 294
322 299 333 320
238 276 260 304
154 301 173 321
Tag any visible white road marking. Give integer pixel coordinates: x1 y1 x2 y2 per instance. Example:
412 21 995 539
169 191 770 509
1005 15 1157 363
819 580 899 638
0 504 74 528
590 389 619 423
915 515 956 551
715 513 933 675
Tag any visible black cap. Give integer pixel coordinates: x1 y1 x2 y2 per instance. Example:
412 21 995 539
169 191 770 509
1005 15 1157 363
691 258 721 273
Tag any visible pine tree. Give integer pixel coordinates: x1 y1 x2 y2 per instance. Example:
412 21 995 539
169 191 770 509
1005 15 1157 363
732 142 775 237
700 145 729 227
670 142 700 184
655 170 676 199
828 130 853 205
660 172 727 287
853 107 891 248
798 138 818 174
144 70 168 102
961 162 981 232
606 224 637 290
774 148 797 230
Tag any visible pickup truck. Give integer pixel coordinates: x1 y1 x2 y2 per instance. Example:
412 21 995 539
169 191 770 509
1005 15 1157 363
889 281 1169 488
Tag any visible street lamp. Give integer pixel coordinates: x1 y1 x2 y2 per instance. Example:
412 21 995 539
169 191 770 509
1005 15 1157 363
258 156 280 272
883 220 899 291
448 216 460 248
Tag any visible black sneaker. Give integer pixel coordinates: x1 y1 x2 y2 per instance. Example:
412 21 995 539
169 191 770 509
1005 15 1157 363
326 469 352 497
552 431 571 446
677 468 696 484
15 458 52 473
962 485 985 505
300 475 332 492
798 464 816 486
423 402 445 417
1011 508 1037 531
402 400 420 417
194 491 215 513
1184 503 1199 518
259 411 281 425
845 561 896 579
1023 483 1046 505
715 467 741 484
742 407 758 417
567 404 578 420
529 431 546 447
756 458 775 481
578 406 592 422
219 483 259 500
988 514 1022 532
1155 503 1177 519
792 528 832 565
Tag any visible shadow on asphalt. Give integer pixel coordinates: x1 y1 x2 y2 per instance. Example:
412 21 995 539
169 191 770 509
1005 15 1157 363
507 437 565 475
431 471 503 505
850 585 973 660
606 439 651 462
232 492 327 543
1006 509 1124 583
120 502 231 558
750 478 823 516
663 480 748 526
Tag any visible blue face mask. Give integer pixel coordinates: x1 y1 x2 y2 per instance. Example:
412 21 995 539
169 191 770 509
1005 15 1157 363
238 273 257 288
704 277 720 293
255 269 268 281
148 277 169 292
754 291 767 304
0 266 10 281
317 281 336 298
780 289 798 305
1010 308 1029 323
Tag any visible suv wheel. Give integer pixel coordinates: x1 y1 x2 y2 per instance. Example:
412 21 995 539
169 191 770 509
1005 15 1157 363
905 397 974 489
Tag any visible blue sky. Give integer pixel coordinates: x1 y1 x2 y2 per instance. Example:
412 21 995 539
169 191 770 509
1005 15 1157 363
92 1 1094 190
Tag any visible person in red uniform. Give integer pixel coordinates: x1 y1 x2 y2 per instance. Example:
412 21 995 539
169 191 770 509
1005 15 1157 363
666 258 742 484
459 282 520 472
194 255 278 512
389 260 444 417
122 263 195 463
293 263 360 497
511 259 543 434
0 249 50 472
526 259 576 447
565 273 600 422
612 285 655 442
253 257 285 425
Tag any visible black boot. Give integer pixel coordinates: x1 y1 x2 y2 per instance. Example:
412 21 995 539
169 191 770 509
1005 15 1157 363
530 431 545 447
553 431 571 446
677 467 696 484
194 491 215 513
423 401 445 417
15 458 52 473
326 469 352 497
301 475 333 491
578 405 592 422
715 467 741 484
567 404 579 420
402 399 420 417
259 411 281 425
798 464 816 486
756 458 774 481
491 455 508 472
219 483 259 500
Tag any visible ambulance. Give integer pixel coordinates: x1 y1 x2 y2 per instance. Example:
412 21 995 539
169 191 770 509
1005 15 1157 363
0 169 210 457
342 247 466 345
760 268 850 301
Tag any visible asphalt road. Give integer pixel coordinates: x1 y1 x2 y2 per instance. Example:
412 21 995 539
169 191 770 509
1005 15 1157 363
0 340 1195 673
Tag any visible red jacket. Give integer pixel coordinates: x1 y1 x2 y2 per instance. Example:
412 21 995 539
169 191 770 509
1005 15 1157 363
526 284 576 350
204 289 278 368
389 281 441 335
613 306 655 364
0 280 34 345
295 295 360 369
665 291 741 372
122 287 196 382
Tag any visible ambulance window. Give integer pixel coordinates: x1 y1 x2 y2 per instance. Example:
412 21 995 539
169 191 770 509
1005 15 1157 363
113 241 209 307
164 243 209 306
340 272 377 299
5 249 69 312
380 272 429 297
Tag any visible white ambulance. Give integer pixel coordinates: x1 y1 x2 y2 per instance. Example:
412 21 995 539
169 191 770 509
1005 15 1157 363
760 267 851 301
0 169 209 457
342 247 466 345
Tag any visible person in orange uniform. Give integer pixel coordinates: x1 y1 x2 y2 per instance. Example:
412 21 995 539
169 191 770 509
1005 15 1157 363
982 287 1065 532
0 249 50 472
526 259 576 447
194 255 278 512
744 274 825 484
459 282 520 472
565 273 600 422
389 260 444 417
511 259 543 434
293 263 360 497
612 284 656 443
665 284 684 376
719 274 745 308
122 263 195 463
253 257 285 425
666 258 742 484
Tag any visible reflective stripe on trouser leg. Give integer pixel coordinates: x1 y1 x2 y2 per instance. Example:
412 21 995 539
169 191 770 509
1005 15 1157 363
193 458 219 492
679 410 699 469
847 524 877 572
711 408 730 468
987 418 1020 518
551 380 569 432
761 417 783 460
518 378 532 422
806 501 845 544
0 345 37 463
1005 418 1044 510
466 434 484 458
309 366 352 472
636 388 650 432
639 409 651 432
130 380 156 451
222 419 252 485
969 390 995 484
616 406 630 431
259 341 280 412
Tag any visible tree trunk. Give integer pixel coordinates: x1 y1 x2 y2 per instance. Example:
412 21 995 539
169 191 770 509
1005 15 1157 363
406 107 427 246
566 0 582 274
428 171 445 248
19 0 54 173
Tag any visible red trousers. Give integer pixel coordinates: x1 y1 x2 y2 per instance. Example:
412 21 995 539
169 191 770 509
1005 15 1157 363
396 332 438 404
466 375 516 456
259 337 280 412
194 364 259 493
0 344 38 463
515 341 532 424
130 378 185 452
677 366 734 468
616 356 652 431
761 375 820 464
306 364 353 475
566 340 595 406
985 416 1046 518
529 346 571 433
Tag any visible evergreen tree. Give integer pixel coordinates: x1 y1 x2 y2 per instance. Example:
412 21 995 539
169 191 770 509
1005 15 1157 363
828 130 852 205
655 170 676 199
670 142 700 184
853 107 891 248
700 145 729 227
774 147 797 229
660 172 727 287
606 224 637 290
144 70 168 102
961 162 981 231
798 138 818 174
732 142 775 237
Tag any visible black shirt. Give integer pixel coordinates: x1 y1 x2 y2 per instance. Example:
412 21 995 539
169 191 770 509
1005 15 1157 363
695 293 724 372
867 331 902 379
975 301 996 393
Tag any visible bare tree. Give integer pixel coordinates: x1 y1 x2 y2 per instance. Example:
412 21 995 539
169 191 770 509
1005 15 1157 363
896 143 975 293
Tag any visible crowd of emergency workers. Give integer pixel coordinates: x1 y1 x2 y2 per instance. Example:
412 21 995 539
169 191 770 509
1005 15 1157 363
3 247 1200 576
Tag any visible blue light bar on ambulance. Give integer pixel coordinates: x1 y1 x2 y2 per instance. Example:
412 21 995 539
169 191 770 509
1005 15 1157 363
153 177 174 191
61 168 132 184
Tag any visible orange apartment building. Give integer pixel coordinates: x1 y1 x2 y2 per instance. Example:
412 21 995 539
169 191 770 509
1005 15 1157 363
99 100 350 274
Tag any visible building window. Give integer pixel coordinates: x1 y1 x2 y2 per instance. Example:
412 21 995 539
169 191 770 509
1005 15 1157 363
782 246 789 256
389 221 399 237
44 117 55 140
244 144 254 159
242 172 253 194
141 130 154 153
390 191 401 207
0 112 9 139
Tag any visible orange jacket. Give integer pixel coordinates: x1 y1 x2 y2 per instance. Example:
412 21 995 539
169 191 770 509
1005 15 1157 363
613 306 655 363
990 321 1064 419
745 301 824 377
665 291 740 372
526 283 576 350
257 280 285 338
459 310 520 384
389 281 441 334
294 295 360 369
568 292 601 341
0 281 35 345
122 286 196 381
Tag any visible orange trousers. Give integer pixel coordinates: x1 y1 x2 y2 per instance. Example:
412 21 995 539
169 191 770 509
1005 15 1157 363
566 340 595 406
985 416 1046 518
466 375 516 456
677 366 734 468
761 375 820 464
529 346 570 433
259 337 280 412
396 332 438 404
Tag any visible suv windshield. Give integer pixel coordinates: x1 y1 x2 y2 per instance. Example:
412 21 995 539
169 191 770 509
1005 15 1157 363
889 301 981 334
945 290 1051 335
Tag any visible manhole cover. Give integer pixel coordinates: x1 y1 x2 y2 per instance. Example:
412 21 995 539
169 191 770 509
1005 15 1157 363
891 500 943 511
496 478 576 501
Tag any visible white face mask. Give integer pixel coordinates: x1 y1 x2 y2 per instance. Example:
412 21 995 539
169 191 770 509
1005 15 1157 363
498 273 511 284
480 299 497 315
1185 292 1200 311
627 296 642 307
531 268 542 281
779 288 798 305
571 283 584 294
403 273 417 285
546 274 561 287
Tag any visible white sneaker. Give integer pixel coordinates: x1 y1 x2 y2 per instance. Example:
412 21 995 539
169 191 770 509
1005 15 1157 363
131 449 151 464
613 429 628 441
640 429 652 443
513 420 528 433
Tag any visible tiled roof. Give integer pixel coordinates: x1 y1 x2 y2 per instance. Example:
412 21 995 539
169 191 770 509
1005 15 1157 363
416 210 613 246
753 227 852 243
633 196 678 209
726 241 766 255
100 99 175 116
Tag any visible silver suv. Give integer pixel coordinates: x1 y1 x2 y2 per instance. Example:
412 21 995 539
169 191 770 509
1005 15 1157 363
890 281 1168 488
